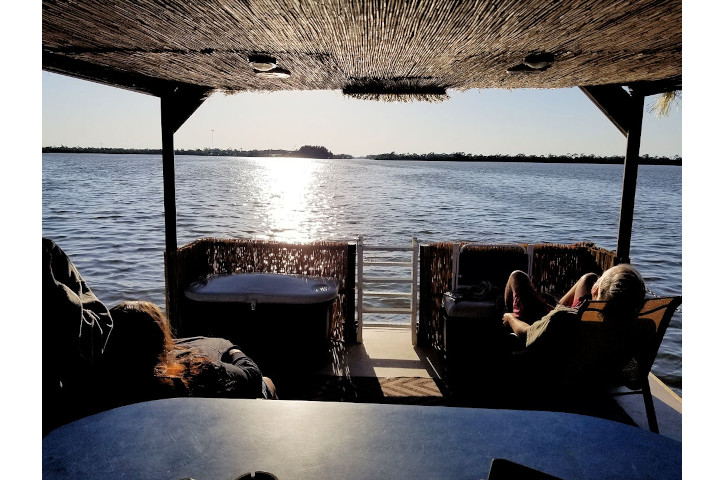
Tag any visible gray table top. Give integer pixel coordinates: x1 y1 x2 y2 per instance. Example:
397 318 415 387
42 398 681 480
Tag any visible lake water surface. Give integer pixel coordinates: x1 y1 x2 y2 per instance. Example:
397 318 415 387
42 154 682 395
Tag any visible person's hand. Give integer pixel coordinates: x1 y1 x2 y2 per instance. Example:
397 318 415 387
502 313 516 327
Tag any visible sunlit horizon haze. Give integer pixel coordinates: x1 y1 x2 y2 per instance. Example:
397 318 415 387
42 71 682 158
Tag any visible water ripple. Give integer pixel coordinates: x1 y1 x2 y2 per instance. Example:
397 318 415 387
43 154 682 394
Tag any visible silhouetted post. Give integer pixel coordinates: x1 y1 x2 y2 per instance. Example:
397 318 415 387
159 87 212 326
616 92 644 263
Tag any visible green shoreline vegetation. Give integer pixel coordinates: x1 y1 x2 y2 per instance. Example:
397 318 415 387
42 145 682 166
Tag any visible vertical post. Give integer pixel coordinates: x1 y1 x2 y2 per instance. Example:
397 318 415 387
161 97 178 325
411 237 419 346
616 92 644 263
527 244 535 277
356 235 364 343
417 244 429 347
161 97 178 257
345 241 357 343
158 86 211 328
451 243 460 291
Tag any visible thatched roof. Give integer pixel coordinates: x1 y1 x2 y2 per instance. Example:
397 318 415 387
42 0 681 99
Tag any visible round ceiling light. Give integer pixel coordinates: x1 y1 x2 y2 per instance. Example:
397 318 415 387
255 67 291 79
523 52 555 70
248 55 277 71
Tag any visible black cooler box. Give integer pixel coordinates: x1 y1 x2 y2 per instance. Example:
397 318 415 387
183 273 339 373
442 293 508 387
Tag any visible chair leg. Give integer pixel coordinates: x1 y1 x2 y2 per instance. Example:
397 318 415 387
642 380 659 434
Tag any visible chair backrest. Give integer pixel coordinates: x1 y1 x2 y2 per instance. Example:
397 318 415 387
457 244 529 288
577 296 682 390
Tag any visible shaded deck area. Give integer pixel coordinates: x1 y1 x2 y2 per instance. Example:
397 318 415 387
273 325 682 442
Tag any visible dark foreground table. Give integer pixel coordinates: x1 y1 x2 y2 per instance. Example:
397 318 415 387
42 398 681 480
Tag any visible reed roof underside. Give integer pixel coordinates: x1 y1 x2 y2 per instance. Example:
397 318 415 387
42 0 682 99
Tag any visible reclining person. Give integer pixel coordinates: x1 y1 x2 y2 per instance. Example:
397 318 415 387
501 264 647 395
42 238 114 435
104 300 277 405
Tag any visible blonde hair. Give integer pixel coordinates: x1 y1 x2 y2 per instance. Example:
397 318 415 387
596 264 646 319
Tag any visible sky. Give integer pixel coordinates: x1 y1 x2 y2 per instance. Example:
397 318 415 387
41 71 682 158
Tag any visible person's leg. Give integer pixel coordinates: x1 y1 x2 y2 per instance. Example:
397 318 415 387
559 272 598 307
504 270 532 312
504 270 553 324
262 376 278 399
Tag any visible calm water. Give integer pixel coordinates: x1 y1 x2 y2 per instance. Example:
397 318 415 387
42 154 682 395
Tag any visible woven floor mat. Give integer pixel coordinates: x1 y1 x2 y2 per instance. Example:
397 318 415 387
275 375 451 406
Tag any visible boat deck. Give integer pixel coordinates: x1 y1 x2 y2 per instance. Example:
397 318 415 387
273 325 682 442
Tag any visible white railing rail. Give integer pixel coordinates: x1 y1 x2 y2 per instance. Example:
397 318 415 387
356 236 419 345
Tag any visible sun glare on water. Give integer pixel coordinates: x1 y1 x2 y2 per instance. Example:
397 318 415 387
256 157 321 242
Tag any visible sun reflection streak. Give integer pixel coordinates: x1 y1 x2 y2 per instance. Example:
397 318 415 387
255 158 319 242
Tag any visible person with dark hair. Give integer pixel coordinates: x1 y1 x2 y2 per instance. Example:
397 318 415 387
105 301 277 403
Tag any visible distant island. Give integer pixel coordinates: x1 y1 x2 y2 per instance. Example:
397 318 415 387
42 144 353 159
42 145 681 165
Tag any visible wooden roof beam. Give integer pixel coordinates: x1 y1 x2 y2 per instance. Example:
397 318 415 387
579 85 634 137
43 51 216 99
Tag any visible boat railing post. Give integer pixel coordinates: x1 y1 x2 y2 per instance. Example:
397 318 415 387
346 240 358 343
527 244 535 277
356 235 364 343
411 237 419 346
451 243 460 291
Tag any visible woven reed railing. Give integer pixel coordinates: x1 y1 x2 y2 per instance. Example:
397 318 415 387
165 238 355 343
418 242 619 349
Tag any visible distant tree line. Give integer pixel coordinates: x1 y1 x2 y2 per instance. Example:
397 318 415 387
42 145 353 159
364 152 682 165
42 145 680 165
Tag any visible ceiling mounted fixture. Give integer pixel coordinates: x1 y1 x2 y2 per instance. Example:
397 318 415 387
507 52 555 73
248 54 277 71
255 67 291 79
523 52 555 70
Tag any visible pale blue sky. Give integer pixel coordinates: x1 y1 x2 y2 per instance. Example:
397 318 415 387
42 71 682 158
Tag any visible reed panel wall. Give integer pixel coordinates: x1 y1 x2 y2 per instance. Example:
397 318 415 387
417 242 619 350
166 238 354 343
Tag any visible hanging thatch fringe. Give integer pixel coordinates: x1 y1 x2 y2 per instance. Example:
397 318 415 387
343 79 449 103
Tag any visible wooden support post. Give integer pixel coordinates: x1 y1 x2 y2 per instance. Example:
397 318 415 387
616 92 644 262
579 86 644 263
160 86 213 326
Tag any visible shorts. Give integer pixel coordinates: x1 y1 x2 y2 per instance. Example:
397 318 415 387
513 289 554 324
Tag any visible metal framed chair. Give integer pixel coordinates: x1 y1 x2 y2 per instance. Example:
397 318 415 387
578 296 682 433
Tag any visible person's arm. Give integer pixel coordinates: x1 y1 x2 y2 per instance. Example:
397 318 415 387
221 348 265 398
502 313 531 339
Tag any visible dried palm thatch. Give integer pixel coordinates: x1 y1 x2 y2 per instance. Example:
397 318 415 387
648 91 682 117
343 78 449 103
43 0 682 99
